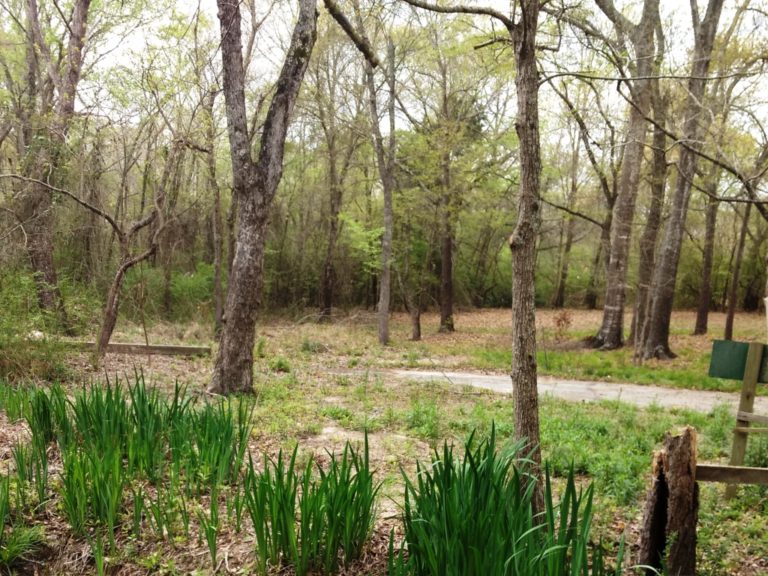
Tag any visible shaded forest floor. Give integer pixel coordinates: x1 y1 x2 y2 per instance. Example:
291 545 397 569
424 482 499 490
4 309 767 574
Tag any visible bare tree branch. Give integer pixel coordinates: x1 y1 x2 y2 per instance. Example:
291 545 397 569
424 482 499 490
0 173 123 238
323 0 380 67
399 0 516 31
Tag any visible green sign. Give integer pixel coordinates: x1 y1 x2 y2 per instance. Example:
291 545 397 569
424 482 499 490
708 340 768 383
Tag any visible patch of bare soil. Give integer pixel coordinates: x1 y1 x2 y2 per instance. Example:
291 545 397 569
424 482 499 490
64 351 211 394
0 412 30 475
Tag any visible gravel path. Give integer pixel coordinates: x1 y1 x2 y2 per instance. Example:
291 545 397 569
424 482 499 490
390 369 768 414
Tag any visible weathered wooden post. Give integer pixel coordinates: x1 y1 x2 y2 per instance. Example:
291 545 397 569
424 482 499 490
638 426 698 576
708 340 768 498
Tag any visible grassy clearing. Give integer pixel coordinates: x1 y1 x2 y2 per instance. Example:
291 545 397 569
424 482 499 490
1 365 765 574
5 308 767 574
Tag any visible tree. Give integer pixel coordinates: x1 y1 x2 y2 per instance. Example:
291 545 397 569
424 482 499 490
641 0 726 359
209 0 318 395
309 22 366 321
591 0 661 350
10 0 94 330
401 0 543 508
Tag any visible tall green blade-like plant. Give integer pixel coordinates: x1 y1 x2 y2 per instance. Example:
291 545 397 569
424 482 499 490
400 426 624 576
244 448 300 574
60 449 88 536
127 373 166 482
319 433 379 571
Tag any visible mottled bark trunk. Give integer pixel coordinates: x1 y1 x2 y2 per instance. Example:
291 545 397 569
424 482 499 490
694 195 720 335
595 0 658 350
631 99 667 347
210 0 317 394
509 0 543 512
724 203 751 340
642 0 725 359
211 202 269 393
227 194 238 274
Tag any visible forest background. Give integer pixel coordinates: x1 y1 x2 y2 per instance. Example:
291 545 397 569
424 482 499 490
2 0 767 356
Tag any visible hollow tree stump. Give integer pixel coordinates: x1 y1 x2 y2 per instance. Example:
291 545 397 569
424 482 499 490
638 426 699 576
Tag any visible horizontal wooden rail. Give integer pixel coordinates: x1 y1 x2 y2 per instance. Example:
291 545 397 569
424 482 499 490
734 426 768 434
61 341 211 356
737 411 768 425
697 464 768 485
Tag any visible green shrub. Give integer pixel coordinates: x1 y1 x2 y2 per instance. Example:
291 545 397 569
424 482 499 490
0 269 82 382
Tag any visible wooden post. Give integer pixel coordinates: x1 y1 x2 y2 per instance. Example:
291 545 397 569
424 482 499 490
725 342 762 499
638 427 699 576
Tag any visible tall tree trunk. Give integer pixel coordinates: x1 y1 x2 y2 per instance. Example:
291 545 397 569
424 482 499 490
18 0 92 330
439 192 455 332
210 0 317 395
693 194 720 335
359 29 396 345
377 42 396 345
594 0 659 350
320 167 342 321
631 91 668 347
508 0 543 511
642 0 725 359
227 193 238 275
205 92 225 336
724 203 751 340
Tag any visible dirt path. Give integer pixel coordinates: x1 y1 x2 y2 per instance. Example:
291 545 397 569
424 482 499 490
389 369 768 414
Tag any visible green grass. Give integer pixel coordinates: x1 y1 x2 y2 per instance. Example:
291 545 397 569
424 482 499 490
470 347 736 392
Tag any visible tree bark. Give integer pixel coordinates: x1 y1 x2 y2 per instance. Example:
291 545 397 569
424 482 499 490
508 0 543 512
724 203 751 340
631 89 668 347
642 0 725 359
17 0 92 330
693 193 720 335
638 427 699 576
359 25 396 345
209 0 317 395
594 0 659 350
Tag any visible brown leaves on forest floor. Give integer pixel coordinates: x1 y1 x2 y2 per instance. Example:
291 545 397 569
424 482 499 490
24 309 768 574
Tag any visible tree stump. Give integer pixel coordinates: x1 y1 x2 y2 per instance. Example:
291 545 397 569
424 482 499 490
638 426 699 576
